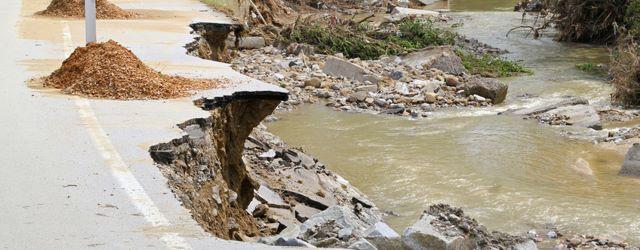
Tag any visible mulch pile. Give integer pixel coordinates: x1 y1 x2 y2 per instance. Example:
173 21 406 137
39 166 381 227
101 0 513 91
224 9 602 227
37 0 137 19
43 40 220 100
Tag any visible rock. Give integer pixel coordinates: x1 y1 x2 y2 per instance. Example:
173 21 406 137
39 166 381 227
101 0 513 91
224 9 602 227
391 7 440 18
252 203 269 217
349 91 369 102
236 36 266 49
299 205 374 246
286 43 315 56
258 149 276 159
356 85 378 93
547 231 558 239
274 73 285 80
395 82 409 95
304 78 322 88
246 198 261 214
274 238 315 247
505 96 589 116
513 240 538 250
463 76 508 104
425 92 438 104
255 185 289 208
620 143 640 177
349 238 377 250
323 56 379 83
402 213 474 249
294 204 322 223
367 222 400 238
544 104 602 130
472 94 486 102
445 75 459 86
389 71 404 80
402 46 467 75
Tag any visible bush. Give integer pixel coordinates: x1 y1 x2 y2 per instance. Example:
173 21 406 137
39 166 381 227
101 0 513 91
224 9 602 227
611 37 640 106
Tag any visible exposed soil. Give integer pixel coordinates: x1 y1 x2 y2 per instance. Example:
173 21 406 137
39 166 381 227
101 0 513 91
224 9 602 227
43 40 219 100
37 0 137 19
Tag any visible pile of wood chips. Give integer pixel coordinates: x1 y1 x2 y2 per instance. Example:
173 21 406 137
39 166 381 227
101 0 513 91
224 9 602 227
43 40 220 100
37 0 137 19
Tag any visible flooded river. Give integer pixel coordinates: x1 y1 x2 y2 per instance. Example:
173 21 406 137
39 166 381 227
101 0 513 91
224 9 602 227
268 2 640 244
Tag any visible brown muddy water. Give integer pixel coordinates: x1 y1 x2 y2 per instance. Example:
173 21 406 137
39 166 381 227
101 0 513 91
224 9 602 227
269 4 640 245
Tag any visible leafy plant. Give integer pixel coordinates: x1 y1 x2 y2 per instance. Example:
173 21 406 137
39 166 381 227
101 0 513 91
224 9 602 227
456 50 532 77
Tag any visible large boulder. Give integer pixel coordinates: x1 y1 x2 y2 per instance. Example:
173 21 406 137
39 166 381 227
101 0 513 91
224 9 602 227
620 143 640 177
402 46 467 75
323 56 380 84
402 213 474 250
463 76 508 104
545 104 602 130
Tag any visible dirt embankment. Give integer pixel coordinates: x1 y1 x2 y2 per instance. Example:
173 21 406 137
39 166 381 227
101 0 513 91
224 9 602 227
42 40 219 100
37 0 137 19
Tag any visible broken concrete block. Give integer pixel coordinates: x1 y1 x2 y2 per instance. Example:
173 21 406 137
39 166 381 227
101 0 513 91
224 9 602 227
255 185 289 208
620 143 640 177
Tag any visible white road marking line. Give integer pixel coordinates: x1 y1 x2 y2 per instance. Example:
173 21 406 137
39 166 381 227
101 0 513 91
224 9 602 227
61 21 191 249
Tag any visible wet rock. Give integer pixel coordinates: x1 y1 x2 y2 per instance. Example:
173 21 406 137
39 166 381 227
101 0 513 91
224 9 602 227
504 96 589 116
402 46 467 75
620 143 640 177
544 104 602 130
463 76 508 104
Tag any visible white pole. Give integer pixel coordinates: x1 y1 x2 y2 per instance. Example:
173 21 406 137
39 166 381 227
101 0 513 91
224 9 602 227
85 0 97 44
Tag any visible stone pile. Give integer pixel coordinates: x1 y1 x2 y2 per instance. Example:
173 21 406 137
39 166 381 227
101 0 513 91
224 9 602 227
232 45 508 118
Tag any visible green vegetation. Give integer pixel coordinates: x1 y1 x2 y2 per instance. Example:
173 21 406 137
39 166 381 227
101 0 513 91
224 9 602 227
625 0 640 36
284 17 456 60
456 50 532 77
575 62 597 72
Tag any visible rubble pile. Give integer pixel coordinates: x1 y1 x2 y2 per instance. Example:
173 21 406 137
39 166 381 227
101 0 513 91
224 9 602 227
37 0 136 19
232 45 508 117
43 40 219 99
